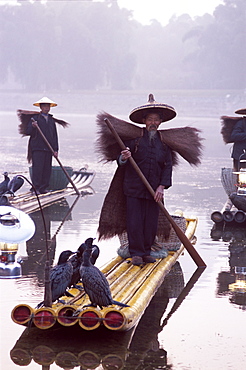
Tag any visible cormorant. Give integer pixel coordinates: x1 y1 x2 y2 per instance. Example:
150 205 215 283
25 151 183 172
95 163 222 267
0 195 10 206
79 238 129 309
36 250 74 308
78 240 100 265
68 248 83 289
7 175 24 195
0 172 10 195
50 250 74 302
69 241 100 288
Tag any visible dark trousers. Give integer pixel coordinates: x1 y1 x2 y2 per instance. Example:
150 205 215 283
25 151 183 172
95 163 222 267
233 159 239 171
31 150 52 193
126 196 159 257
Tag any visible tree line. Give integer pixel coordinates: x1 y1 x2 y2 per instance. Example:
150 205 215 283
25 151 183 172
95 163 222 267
0 0 245 91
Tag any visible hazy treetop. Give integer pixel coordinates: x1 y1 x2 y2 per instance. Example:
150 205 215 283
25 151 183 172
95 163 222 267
0 0 245 91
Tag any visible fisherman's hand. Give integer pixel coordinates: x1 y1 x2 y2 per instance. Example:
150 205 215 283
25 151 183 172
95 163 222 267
32 120 38 127
121 147 131 161
154 185 164 202
53 151 58 158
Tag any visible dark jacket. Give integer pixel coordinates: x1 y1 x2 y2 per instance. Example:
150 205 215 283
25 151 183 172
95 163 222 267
26 113 59 152
230 118 246 160
121 129 172 199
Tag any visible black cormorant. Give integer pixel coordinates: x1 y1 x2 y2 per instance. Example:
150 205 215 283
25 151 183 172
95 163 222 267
68 249 83 289
0 172 10 194
69 241 100 288
0 195 11 206
50 250 74 302
36 250 74 308
79 238 129 309
78 240 100 265
7 175 24 195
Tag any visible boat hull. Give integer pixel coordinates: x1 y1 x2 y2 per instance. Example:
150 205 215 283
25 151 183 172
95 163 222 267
7 168 95 214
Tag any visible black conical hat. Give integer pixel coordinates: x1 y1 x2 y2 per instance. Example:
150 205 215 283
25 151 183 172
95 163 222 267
235 108 246 115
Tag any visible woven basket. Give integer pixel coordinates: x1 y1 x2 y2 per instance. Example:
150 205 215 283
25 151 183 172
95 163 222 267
117 215 187 259
221 167 237 196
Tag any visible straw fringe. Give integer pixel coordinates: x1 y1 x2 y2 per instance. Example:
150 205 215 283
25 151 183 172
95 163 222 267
95 112 203 166
17 109 70 136
220 116 242 144
97 166 172 241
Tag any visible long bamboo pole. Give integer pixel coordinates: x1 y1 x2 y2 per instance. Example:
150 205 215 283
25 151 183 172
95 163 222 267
31 119 80 195
104 117 206 268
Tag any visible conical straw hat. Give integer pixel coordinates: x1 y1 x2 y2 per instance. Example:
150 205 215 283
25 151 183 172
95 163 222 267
129 93 176 124
33 96 57 107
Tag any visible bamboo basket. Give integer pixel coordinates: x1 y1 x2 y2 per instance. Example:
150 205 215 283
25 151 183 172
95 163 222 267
117 215 187 259
221 167 237 196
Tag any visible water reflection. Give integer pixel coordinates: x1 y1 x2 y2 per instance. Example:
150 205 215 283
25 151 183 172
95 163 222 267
2 97 246 369
214 223 246 310
20 196 81 285
10 262 205 369
211 222 246 242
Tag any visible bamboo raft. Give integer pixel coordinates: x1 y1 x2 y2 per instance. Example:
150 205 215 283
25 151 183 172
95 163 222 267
11 216 198 332
7 167 95 214
211 168 246 225
10 262 189 368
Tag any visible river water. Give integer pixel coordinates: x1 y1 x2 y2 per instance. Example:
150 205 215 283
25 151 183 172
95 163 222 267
0 91 245 370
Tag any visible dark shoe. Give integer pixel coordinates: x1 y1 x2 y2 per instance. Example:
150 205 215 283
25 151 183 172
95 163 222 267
31 189 40 195
143 255 156 263
131 256 143 266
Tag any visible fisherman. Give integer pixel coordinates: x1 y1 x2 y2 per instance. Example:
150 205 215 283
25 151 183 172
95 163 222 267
25 97 59 194
220 108 246 211
229 108 246 171
117 95 174 265
96 94 203 266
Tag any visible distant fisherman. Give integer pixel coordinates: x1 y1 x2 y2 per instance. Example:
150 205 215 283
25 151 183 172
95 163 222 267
26 97 59 195
17 97 69 195
221 107 246 171
229 108 246 171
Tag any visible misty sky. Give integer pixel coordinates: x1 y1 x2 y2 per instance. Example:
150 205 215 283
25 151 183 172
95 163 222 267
118 0 224 25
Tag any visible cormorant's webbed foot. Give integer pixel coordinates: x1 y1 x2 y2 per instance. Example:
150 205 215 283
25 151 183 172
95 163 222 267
74 284 84 291
82 303 97 308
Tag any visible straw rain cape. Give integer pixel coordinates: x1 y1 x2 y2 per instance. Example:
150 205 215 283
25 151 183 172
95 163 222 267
17 109 70 163
96 112 203 241
95 112 203 166
220 115 244 144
